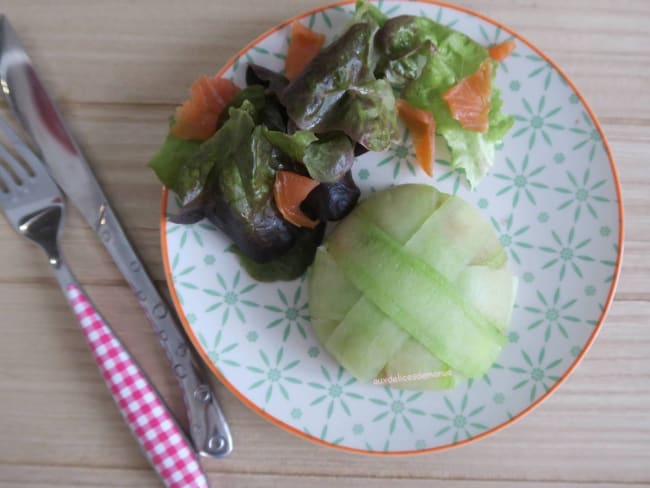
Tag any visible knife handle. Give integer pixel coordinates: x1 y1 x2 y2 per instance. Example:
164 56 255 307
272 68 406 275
59 280 211 488
97 205 233 458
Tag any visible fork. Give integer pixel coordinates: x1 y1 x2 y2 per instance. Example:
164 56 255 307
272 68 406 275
0 116 211 488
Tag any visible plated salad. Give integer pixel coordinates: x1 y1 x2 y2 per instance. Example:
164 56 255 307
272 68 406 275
150 0 515 282
151 1 518 389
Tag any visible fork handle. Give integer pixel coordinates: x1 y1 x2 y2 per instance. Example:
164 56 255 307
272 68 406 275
52 263 210 488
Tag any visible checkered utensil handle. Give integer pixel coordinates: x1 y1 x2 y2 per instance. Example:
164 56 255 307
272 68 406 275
65 284 210 488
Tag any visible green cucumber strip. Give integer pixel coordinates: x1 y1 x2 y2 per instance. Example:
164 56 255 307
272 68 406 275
475 246 508 269
307 247 361 325
327 212 506 378
357 183 447 244
454 266 517 332
405 196 504 281
325 299 410 382
310 318 341 344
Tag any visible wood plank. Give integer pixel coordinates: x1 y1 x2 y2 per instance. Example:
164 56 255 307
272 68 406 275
1 465 649 488
0 280 647 483
0 0 649 122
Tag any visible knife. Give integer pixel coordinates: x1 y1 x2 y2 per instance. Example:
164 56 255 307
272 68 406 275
0 16 233 458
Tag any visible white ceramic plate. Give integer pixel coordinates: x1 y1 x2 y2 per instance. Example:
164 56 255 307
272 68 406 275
160 0 623 454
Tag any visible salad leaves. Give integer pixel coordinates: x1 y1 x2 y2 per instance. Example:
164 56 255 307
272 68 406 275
176 101 257 205
263 129 318 161
281 21 399 151
230 223 325 282
375 16 434 88
216 85 266 128
303 133 354 182
263 129 354 182
485 86 513 142
394 16 513 187
148 135 200 196
377 16 487 78
325 79 398 151
150 1 515 282
443 129 496 189
246 63 289 98
349 0 387 28
301 171 360 221
218 84 288 132
282 22 376 130
201 113 298 262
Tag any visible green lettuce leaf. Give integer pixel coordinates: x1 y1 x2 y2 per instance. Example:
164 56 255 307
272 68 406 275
303 132 354 182
325 78 398 151
442 129 495 189
439 72 513 188
402 21 488 109
436 28 488 79
175 100 257 204
350 0 387 28
380 47 431 89
401 19 514 188
376 15 485 89
148 135 200 195
485 84 515 143
404 53 457 132
216 84 288 132
216 85 266 128
202 121 296 263
263 128 354 182
262 129 318 161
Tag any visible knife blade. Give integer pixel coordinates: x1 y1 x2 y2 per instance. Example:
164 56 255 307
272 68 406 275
0 15 233 458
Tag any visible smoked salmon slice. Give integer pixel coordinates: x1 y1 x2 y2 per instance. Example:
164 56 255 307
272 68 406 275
170 76 240 141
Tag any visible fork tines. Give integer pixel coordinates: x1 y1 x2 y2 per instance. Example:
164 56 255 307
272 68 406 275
0 116 43 193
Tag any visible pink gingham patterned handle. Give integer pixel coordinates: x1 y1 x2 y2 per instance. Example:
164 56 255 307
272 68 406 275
65 284 210 488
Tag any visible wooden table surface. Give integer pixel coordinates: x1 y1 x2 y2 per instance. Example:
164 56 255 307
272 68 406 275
0 1 648 486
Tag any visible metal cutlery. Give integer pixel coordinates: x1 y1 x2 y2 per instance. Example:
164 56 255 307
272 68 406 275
0 117 210 488
0 15 232 458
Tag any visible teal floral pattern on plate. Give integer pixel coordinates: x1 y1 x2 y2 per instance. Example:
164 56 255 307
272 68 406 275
161 1 622 453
